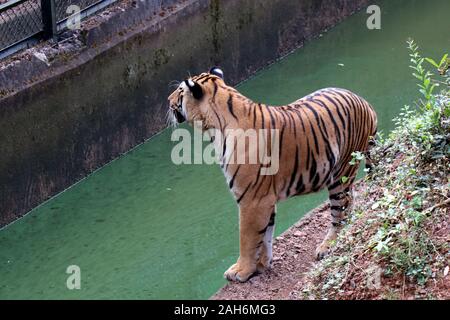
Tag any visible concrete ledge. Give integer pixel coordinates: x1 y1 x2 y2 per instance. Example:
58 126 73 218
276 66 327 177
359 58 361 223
0 0 370 226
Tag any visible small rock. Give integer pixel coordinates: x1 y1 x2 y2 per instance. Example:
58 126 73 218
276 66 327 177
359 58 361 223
444 265 449 277
294 231 305 237
33 52 50 66
418 289 427 294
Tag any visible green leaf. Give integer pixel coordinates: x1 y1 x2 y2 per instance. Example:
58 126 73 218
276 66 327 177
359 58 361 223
439 54 448 67
429 84 436 95
425 57 439 68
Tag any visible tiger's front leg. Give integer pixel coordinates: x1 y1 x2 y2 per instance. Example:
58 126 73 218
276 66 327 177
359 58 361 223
256 210 276 273
224 204 274 282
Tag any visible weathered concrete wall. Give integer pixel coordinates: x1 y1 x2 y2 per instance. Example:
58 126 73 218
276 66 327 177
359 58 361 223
0 0 370 226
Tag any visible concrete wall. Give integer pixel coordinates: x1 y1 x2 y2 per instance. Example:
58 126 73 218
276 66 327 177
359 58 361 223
0 0 370 226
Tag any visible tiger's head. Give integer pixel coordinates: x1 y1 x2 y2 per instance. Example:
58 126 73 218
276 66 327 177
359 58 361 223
167 67 225 128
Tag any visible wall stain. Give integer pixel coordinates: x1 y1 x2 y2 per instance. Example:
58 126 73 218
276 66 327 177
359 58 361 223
153 48 171 68
210 0 222 62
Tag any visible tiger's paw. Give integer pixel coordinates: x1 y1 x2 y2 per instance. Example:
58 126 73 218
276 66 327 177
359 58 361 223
315 242 331 260
316 227 339 260
224 263 257 283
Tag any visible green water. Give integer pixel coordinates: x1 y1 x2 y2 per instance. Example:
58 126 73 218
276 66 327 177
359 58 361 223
1 0 449 299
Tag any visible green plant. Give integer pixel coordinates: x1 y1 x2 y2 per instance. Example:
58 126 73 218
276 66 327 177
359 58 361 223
349 151 365 166
389 42 450 161
425 54 450 86
407 39 437 110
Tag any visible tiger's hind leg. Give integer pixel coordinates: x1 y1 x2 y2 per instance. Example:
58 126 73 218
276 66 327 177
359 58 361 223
364 133 377 173
315 173 357 260
224 203 275 282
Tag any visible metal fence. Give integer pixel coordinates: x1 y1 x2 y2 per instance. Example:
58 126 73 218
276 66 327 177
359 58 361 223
0 0 117 58
0 0 179 59
0 0 41 53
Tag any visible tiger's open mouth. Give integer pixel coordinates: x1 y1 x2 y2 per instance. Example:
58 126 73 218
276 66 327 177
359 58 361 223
170 105 186 123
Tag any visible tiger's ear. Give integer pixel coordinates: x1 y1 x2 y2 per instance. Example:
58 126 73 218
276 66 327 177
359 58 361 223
209 66 224 80
185 79 203 99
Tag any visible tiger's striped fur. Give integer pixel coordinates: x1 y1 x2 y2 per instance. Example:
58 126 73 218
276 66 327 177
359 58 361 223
168 68 377 282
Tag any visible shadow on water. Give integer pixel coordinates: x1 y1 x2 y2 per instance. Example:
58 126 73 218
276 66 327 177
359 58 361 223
0 0 449 299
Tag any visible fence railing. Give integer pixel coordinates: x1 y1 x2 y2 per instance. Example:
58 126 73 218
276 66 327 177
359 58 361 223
0 0 117 59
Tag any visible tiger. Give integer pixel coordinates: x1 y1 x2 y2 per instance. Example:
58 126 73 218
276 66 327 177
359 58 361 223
167 67 377 282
